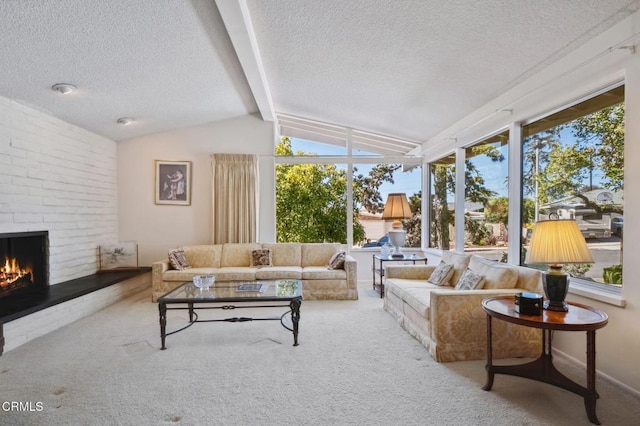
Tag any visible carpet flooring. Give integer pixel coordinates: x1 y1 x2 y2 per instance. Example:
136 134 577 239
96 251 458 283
1 283 638 425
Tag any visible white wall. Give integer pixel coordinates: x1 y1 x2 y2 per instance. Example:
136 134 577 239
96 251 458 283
0 96 118 284
422 11 640 395
117 114 274 265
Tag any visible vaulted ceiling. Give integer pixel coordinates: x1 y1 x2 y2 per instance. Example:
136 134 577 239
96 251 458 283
1 0 638 146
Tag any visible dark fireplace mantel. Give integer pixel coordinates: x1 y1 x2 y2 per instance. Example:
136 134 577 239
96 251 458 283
0 268 150 323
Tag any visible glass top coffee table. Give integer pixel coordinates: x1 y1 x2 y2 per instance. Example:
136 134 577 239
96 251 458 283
157 279 302 349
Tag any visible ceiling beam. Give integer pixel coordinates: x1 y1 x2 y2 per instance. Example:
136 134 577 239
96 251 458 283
216 0 275 122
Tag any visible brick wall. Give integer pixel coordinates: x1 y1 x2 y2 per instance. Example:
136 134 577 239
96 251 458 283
0 96 118 284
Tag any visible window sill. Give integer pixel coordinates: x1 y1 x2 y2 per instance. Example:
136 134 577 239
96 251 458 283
568 280 626 308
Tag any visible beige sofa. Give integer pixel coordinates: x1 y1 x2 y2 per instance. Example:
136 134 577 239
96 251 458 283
383 251 543 362
151 243 357 302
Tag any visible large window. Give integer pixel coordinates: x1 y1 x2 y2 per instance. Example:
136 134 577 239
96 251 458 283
276 138 348 243
276 136 423 247
429 154 456 250
463 131 509 261
354 163 422 248
521 85 624 287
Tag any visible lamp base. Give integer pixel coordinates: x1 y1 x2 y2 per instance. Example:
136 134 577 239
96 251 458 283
543 299 568 312
388 229 406 258
543 267 569 312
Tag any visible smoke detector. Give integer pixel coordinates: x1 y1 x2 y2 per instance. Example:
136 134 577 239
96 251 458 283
51 83 77 95
117 117 135 126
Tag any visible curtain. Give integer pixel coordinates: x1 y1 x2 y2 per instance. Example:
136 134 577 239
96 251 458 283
211 154 258 244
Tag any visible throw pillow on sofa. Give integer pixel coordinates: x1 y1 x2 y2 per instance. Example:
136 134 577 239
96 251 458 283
327 251 346 270
168 248 190 270
427 261 454 286
251 249 272 267
454 268 485 290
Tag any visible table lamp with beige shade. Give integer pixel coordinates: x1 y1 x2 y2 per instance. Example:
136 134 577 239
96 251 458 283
382 193 412 258
526 219 594 312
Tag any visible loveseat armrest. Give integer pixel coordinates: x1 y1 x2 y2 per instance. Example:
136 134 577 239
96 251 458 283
385 265 436 280
152 259 171 273
429 288 539 362
152 260 171 301
344 254 358 296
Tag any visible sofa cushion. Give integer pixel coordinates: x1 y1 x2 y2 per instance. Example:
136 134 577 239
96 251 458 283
454 268 485 290
468 256 518 289
255 266 303 280
386 278 441 293
327 251 346 270
162 267 218 282
168 248 190 270
183 245 221 268
515 266 543 292
441 251 471 286
302 266 346 280
263 243 301 266
427 261 454 286
301 243 342 267
214 267 259 281
251 249 272 267
221 243 263 267
402 287 434 318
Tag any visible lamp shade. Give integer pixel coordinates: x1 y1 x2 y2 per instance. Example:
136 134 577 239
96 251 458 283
526 219 594 265
382 193 412 220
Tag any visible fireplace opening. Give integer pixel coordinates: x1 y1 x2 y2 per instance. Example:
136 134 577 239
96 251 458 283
0 231 49 316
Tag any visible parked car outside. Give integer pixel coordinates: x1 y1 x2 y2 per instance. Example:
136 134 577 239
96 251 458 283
363 235 390 247
611 216 623 237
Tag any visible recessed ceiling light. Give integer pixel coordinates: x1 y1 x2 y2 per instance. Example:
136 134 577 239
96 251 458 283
117 117 135 126
51 83 77 95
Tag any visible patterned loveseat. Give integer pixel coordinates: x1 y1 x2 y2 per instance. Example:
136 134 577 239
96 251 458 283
383 251 543 362
151 243 357 302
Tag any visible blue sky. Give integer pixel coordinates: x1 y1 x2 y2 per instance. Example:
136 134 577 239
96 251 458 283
289 138 421 204
290 132 607 205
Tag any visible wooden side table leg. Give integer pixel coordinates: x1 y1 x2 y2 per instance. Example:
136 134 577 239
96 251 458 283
483 314 494 391
585 330 601 424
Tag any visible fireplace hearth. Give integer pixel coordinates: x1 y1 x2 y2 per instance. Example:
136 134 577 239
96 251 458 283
0 231 49 317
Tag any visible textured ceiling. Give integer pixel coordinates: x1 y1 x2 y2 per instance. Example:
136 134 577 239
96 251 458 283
248 0 640 143
0 0 638 143
0 0 257 141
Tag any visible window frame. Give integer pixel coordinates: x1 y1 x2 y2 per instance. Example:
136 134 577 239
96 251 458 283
424 82 625 307
275 146 425 249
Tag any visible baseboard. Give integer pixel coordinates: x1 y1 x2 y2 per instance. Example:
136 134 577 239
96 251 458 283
552 347 640 398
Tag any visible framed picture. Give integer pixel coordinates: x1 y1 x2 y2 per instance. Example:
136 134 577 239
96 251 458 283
155 160 192 205
98 241 139 272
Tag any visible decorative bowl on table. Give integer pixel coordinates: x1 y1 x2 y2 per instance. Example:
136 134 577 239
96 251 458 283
193 275 215 291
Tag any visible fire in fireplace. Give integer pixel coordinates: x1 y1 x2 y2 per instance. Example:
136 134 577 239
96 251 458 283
0 231 48 300
0 256 34 293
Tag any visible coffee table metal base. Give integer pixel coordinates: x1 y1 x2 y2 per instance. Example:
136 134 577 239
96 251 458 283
159 299 301 349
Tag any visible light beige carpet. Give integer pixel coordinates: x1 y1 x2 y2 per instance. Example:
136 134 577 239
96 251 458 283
1 283 638 425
